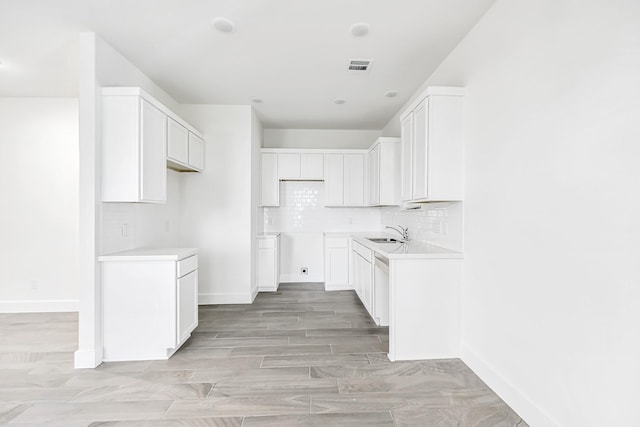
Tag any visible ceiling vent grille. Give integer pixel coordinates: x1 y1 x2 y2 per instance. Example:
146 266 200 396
348 59 373 72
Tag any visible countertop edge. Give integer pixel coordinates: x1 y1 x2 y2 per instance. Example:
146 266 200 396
99 247 198 262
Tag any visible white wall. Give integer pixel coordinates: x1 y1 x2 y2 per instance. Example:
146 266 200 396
264 128 382 149
250 109 263 295
177 105 256 304
382 1 640 425
0 98 79 312
76 33 185 368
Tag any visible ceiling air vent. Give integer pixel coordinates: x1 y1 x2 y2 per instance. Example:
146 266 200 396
348 59 373 72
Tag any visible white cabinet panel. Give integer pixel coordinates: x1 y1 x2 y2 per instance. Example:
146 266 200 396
140 99 167 203
278 153 301 179
167 117 189 165
344 154 365 206
324 237 350 290
177 270 198 344
368 145 380 205
400 114 414 202
412 99 428 200
188 133 205 171
102 93 167 203
323 154 344 206
301 153 323 179
400 87 464 202
257 235 280 292
261 153 279 206
101 252 198 361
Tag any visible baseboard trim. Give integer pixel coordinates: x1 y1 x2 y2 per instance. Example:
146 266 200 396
198 292 254 305
0 299 79 313
74 349 102 369
324 283 353 291
279 274 324 283
460 343 560 427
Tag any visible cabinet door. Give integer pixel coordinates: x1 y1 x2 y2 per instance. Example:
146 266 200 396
324 154 344 206
412 98 429 200
400 113 414 202
177 270 198 345
344 154 364 206
278 153 301 179
324 237 349 287
140 99 167 203
301 154 323 179
188 133 205 171
167 118 188 164
368 145 380 206
362 258 373 317
261 153 279 206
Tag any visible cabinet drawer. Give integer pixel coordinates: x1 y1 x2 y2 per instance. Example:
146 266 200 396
178 255 198 278
352 241 373 263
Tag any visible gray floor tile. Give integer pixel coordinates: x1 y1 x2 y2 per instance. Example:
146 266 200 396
242 411 394 426
0 285 526 426
164 395 310 418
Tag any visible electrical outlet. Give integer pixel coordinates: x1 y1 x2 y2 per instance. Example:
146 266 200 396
31 279 38 290
121 223 129 237
300 267 308 275
165 220 171 232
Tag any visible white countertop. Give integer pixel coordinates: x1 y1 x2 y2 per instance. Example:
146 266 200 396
352 235 463 260
99 247 198 262
322 231 463 260
257 232 280 238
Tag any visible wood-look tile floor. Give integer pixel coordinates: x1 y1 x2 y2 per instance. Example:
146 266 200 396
0 283 528 426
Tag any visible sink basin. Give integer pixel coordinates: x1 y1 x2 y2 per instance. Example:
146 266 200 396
367 237 405 244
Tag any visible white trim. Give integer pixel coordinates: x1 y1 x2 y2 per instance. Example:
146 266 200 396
461 343 560 427
0 299 79 313
324 284 353 291
74 348 102 369
279 274 324 283
261 148 368 154
198 292 255 305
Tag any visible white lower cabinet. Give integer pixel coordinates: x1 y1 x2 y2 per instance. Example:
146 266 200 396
324 236 350 291
257 234 280 292
351 240 374 318
100 250 199 362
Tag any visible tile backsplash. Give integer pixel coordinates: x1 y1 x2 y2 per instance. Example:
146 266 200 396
263 181 382 232
263 181 463 251
381 202 463 251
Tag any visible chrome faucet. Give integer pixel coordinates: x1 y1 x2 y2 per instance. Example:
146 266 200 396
385 225 409 241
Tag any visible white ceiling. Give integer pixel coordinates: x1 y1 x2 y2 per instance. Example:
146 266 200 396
0 0 496 129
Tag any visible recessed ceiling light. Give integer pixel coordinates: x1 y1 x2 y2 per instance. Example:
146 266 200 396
350 22 369 37
384 90 398 98
334 98 346 105
212 17 236 33
250 97 263 104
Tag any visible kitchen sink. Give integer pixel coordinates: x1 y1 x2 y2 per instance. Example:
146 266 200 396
367 237 405 244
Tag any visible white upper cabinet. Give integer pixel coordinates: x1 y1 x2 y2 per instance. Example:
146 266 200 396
323 154 344 206
323 153 366 207
167 117 205 172
261 153 279 207
102 91 167 203
277 153 323 180
167 118 189 165
400 87 464 202
188 133 205 171
277 153 301 179
343 154 365 206
368 137 400 206
102 87 205 203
